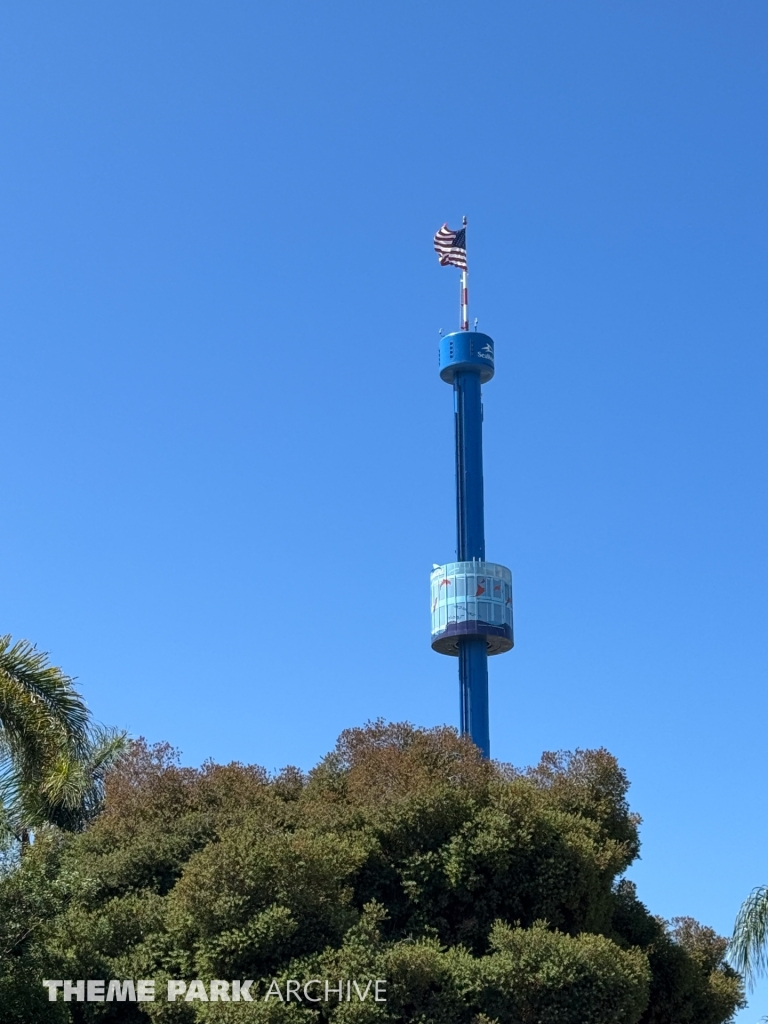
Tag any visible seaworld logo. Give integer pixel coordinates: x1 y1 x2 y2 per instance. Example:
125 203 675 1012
477 343 493 361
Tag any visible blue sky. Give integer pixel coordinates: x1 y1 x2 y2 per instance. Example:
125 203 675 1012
1 2 766 1017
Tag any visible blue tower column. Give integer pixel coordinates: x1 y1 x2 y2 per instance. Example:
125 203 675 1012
459 638 489 756
454 368 490 756
430 331 513 760
454 369 486 561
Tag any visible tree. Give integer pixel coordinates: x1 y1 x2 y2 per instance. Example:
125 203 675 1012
0 635 126 843
729 886 768 988
15 723 128 834
0 721 745 1023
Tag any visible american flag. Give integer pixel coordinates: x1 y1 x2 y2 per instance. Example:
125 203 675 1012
433 224 467 271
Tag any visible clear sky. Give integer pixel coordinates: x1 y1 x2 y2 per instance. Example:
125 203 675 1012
1 2 766 1018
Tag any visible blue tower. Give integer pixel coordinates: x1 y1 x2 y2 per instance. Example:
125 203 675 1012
430 327 513 759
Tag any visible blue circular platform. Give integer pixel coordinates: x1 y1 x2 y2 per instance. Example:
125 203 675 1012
438 331 495 384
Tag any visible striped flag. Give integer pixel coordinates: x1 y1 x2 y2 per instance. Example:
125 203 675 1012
433 224 467 271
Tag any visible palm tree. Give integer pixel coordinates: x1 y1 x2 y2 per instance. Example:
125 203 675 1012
730 887 768 989
0 635 126 842
14 723 127 834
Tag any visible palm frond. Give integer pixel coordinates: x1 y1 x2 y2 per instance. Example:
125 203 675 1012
729 885 768 988
0 635 128 835
0 635 89 759
41 726 128 809
15 725 129 832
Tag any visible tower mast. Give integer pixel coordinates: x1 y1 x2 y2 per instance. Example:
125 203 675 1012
460 214 469 331
431 219 513 759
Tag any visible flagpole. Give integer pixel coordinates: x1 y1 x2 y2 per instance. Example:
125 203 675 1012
461 215 468 330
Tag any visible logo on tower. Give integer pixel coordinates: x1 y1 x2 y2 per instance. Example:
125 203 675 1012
478 343 493 362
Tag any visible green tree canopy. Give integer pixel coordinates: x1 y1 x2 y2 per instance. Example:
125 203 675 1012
0 721 745 1023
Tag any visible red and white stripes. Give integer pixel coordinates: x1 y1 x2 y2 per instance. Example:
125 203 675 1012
433 216 469 330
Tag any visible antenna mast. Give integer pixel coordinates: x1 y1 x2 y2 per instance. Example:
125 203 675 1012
460 215 468 330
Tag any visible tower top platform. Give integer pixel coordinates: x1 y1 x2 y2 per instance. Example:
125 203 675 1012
439 331 495 384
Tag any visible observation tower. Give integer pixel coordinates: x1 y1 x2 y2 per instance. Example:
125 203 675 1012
431 219 513 759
